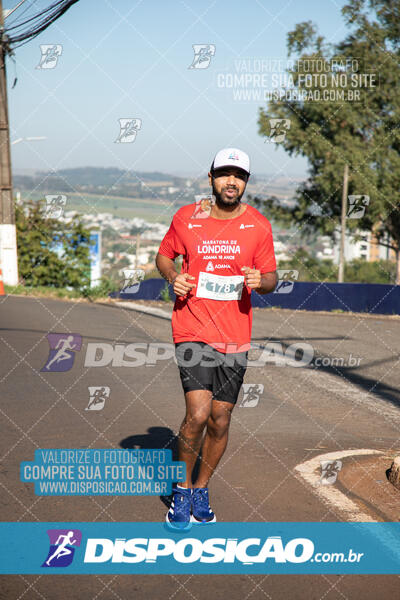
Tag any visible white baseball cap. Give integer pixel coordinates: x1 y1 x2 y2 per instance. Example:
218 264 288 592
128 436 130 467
211 147 250 175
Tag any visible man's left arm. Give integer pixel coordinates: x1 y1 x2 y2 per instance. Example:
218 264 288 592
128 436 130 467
247 219 277 294
241 267 277 294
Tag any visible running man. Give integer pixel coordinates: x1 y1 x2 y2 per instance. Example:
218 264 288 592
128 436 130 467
45 531 77 565
156 148 277 529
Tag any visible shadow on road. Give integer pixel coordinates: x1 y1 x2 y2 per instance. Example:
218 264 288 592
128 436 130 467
252 335 349 342
253 338 400 410
120 427 201 509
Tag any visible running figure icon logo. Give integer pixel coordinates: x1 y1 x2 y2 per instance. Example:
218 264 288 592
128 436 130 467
42 529 82 568
86 386 110 411
44 194 67 219
36 44 63 69
346 195 370 219
239 384 264 407
120 268 145 294
265 118 291 143
319 460 342 485
274 270 299 294
115 118 142 143
188 44 216 69
191 194 215 219
41 333 82 372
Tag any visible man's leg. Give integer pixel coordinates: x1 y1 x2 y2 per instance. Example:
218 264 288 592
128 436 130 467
178 389 212 488
193 398 234 488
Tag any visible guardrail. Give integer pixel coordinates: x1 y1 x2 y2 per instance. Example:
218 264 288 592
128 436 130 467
110 279 400 315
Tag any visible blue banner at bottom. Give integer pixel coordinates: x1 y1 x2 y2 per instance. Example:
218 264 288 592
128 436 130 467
1 522 400 574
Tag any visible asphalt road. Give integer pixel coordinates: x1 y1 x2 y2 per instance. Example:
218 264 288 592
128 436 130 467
1 295 399 599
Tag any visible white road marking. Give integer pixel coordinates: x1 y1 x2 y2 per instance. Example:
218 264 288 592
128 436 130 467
104 301 172 320
294 448 383 522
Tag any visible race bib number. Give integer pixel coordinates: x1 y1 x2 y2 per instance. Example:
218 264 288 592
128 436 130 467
196 271 244 301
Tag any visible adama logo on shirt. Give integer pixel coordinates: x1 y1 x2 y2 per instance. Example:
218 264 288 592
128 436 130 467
188 223 202 229
239 224 255 229
206 261 214 271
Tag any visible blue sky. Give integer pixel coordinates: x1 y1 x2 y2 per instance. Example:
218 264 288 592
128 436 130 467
5 0 350 177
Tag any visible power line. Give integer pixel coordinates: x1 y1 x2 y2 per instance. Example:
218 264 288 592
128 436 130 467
5 1 39 28
5 0 65 32
4 0 30 21
0 0 81 286
2 0 80 51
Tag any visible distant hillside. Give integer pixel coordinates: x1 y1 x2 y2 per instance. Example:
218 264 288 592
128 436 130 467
14 166 184 192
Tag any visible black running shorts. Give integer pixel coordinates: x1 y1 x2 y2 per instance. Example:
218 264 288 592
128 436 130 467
175 341 248 405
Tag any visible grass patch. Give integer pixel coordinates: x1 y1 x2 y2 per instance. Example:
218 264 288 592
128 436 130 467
4 279 117 301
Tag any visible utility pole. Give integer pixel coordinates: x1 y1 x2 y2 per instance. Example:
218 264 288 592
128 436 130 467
338 163 349 283
135 233 140 268
0 0 19 285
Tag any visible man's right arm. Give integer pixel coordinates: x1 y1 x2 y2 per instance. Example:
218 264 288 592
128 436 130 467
156 253 196 297
155 253 178 284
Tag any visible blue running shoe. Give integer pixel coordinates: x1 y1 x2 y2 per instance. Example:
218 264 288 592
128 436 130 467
191 487 216 524
165 485 192 530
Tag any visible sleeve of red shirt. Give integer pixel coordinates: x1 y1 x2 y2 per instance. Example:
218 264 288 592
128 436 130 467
158 215 186 259
253 221 277 273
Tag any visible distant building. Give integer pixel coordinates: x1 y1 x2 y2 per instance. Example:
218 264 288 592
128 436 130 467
273 240 290 261
367 231 396 262
318 229 397 264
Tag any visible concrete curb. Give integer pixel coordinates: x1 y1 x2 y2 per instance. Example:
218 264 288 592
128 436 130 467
294 448 384 522
98 300 172 321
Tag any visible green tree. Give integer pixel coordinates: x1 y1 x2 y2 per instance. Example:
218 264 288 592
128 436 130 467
278 248 337 282
344 257 396 283
256 0 400 283
278 249 396 283
15 198 92 289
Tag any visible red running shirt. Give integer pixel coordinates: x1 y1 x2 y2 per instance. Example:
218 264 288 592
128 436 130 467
158 203 276 353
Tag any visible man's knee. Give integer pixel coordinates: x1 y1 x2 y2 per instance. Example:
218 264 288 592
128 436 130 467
184 409 209 431
183 390 212 431
207 410 231 438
